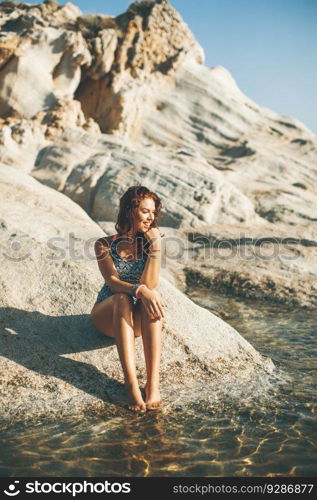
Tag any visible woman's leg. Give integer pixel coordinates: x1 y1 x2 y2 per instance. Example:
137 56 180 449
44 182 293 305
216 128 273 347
90 294 145 412
90 295 142 338
139 298 163 409
112 294 146 412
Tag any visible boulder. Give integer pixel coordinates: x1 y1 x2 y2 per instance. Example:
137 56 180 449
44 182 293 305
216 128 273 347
0 164 276 426
31 129 263 228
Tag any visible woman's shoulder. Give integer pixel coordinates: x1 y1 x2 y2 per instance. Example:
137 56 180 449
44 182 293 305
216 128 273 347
95 234 118 247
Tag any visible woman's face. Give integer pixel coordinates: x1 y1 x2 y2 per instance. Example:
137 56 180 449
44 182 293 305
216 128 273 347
132 197 156 233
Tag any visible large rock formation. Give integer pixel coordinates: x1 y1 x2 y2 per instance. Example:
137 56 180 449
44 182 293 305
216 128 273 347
31 130 265 227
1 0 316 232
0 0 203 136
0 164 276 425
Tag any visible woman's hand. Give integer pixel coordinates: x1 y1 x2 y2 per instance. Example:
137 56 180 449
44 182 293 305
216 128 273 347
143 227 161 259
143 227 161 244
138 286 164 320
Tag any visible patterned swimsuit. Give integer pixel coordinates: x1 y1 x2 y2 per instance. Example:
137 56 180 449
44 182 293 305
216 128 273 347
95 233 148 305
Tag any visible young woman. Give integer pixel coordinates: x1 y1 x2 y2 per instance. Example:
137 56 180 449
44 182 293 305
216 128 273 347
90 185 165 413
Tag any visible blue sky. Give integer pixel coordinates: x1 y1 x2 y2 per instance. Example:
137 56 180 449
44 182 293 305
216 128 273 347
14 0 317 134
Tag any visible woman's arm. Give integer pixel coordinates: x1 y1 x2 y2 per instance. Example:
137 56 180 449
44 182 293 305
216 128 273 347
94 238 135 295
95 236 164 319
139 228 162 289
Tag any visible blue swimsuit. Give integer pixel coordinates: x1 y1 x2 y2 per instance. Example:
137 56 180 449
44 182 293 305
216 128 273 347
95 234 148 305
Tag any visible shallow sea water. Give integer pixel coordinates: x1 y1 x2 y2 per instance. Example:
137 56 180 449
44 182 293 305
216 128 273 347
1 290 316 477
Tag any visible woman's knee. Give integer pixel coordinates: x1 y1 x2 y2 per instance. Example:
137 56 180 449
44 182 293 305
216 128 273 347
139 299 162 321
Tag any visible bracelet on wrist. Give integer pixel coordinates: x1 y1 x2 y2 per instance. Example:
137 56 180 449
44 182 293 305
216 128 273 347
130 283 146 298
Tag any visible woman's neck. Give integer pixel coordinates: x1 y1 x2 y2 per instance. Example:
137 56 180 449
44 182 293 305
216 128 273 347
121 230 139 241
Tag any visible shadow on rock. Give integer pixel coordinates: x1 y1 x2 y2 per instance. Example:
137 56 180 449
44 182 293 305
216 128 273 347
0 307 128 410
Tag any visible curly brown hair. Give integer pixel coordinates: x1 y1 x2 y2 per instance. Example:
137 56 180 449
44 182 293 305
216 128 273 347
114 186 163 257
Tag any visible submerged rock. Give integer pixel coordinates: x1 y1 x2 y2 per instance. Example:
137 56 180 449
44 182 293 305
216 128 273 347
182 224 317 309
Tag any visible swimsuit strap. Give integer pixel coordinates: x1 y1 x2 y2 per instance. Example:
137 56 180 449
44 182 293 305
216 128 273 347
110 234 148 262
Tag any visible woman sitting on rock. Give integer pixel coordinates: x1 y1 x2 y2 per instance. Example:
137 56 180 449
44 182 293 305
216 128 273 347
90 185 165 413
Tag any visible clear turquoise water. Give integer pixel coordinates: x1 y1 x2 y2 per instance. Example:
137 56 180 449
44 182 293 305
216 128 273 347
0 291 316 477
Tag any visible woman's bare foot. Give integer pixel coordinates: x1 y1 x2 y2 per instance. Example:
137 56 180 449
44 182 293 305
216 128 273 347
143 383 162 410
125 382 146 413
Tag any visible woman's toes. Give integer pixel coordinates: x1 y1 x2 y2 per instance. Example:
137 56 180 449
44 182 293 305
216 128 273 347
128 403 146 413
146 399 162 411
125 383 147 412
144 386 161 410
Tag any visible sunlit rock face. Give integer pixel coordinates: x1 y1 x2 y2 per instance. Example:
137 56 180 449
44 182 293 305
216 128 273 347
76 0 204 136
0 0 203 136
30 129 263 228
0 0 89 118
